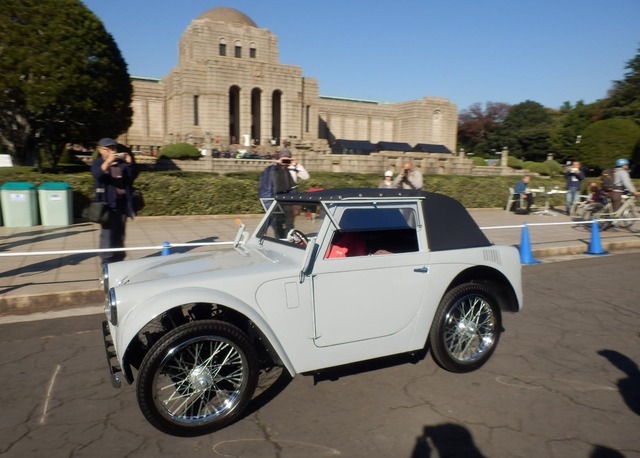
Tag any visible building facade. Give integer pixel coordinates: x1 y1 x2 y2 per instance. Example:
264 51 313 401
119 7 458 155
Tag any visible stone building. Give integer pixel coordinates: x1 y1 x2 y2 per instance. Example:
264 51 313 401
118 6 458 156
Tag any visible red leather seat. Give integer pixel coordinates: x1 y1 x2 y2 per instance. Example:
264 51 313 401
326 232 367 258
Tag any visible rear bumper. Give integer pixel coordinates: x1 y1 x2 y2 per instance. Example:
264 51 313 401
101 320 123 389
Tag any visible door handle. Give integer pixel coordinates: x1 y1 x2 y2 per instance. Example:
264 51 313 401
413 266 429 273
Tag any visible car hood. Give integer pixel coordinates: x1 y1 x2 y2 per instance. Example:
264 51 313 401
108 244 291 288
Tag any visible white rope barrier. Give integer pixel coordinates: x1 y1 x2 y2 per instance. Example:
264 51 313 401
0 241 235 257
480 217 640 230
0 217 638 258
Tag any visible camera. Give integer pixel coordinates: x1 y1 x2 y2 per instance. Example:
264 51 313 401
571 167 578 173
281 158 292 165
117 152 126 160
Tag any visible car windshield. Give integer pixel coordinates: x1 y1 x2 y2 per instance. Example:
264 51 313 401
257 200 325 246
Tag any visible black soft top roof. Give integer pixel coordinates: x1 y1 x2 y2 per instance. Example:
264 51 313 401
276 188 491 251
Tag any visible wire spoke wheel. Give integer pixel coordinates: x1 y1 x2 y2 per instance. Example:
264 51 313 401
443 295 496 363
155 337 245 422
429 283 502 373
137 320 258 436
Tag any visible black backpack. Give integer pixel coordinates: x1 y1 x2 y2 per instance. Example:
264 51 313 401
258 164 276 198
600 168 615 192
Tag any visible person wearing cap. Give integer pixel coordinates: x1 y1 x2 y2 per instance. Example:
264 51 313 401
379 170 395 188
392 159 423 190
91 137 138 264
611 158 638 211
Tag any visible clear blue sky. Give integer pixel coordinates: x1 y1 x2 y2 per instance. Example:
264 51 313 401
81 0 639 112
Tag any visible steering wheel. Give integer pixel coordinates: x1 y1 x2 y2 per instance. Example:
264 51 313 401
287 229 308 246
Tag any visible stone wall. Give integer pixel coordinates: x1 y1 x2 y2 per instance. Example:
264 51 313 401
148 151 524 177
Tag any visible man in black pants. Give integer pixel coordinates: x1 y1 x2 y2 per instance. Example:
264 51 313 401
91 138 138 265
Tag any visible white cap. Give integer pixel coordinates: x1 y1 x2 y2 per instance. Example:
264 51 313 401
384 170 393 177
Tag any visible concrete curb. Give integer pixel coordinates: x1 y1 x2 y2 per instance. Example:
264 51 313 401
0 289 104 317
529 239 640 258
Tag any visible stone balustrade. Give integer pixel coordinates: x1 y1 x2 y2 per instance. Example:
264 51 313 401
79 151 528 177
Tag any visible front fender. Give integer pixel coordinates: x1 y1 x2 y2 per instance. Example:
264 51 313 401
115 287 295 376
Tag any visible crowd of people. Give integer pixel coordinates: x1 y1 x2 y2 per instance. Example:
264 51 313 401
92 133 636 264
509 158 638 215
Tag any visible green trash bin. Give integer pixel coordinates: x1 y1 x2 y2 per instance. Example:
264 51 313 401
0 182 39 227
38 182 73 226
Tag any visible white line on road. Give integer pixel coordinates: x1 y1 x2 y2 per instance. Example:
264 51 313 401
40 364 61 425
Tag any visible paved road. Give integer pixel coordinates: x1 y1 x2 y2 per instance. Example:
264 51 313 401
1 254 639 458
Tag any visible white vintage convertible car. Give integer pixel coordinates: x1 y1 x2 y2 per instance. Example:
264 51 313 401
101 188 522 436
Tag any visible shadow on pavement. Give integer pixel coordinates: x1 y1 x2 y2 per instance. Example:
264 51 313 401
598 349 640 416
411 423 485 458
0 252 96 291
0 228 95 251
590 445 625 457
243 366 292 418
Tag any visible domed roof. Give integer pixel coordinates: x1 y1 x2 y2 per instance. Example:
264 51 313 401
197 7 257 27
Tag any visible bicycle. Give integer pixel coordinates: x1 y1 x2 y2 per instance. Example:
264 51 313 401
569 194 591 220
581 193 639 231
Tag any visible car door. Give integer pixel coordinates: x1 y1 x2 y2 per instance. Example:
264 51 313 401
310 202 430 347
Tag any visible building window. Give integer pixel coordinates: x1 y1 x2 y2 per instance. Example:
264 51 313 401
235 45 242 58
305 105 310 133
250 47 257 58
219 43 226 56
193 95 199 126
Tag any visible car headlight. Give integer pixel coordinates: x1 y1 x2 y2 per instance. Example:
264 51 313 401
101 264 110 294
104 288 118 326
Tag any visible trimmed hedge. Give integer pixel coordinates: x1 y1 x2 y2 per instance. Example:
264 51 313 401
2 167 636 218
157 143 201 160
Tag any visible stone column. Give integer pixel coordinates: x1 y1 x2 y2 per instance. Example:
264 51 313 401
500 147 509 167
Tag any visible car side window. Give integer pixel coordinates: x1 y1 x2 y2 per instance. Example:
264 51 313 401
257 202 324 247
324 206 419 258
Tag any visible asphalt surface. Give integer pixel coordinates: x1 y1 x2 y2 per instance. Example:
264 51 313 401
0 253 638 457
1 207 640 317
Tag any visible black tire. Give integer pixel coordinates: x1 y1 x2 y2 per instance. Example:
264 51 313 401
582 205 610 231
429 283 502 373
136 320 258 436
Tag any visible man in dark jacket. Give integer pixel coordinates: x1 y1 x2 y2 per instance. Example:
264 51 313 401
265 152 298 238
91 138 138 264
564 161 585 214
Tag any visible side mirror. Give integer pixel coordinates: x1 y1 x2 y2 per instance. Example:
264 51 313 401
300 237 318 282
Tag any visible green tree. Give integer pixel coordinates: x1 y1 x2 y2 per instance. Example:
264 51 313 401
579 118 640 169
495 100 553 161
0 0 132 168
603 45 640 121
457 102 511 157
549 100 602 164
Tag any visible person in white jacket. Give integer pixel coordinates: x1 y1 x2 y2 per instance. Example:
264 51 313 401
279 150 310 184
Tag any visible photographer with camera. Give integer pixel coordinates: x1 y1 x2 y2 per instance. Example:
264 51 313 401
91 137 138 265
393 159 423 190
279 150 310 184
564 160 585 214
258 150 308 238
